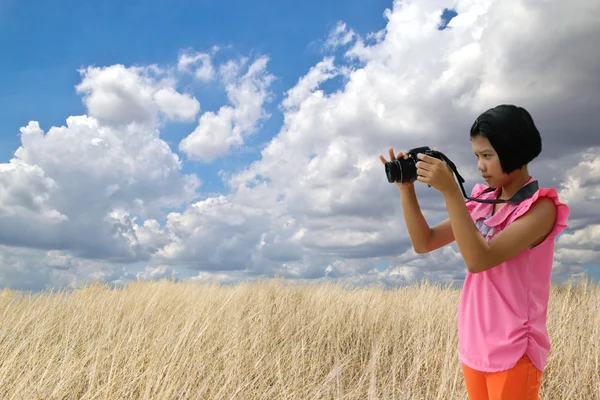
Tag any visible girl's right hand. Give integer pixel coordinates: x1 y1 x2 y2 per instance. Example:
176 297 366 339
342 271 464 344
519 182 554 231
379 148 414 190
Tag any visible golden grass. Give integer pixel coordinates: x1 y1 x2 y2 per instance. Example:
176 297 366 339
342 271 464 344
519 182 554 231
0 276 598 399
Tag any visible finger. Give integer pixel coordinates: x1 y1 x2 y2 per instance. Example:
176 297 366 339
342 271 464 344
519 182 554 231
416 161 430 171
417 153 437 163
379 155 387 165
388 148 395 160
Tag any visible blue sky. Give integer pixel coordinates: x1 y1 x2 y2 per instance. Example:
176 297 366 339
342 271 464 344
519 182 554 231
0 0 598 291
0 0 397 194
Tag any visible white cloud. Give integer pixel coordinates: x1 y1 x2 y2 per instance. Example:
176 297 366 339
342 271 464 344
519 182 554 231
153 87 201 121
557 147 600 228
164 0 600 285
136 265 178 281
0 159 66 222
0 246 139 292
558 225 600 252
1 0 599 291
281 57 339 110
0 115 200 261
76 64 200 126
325 21 356 50
552 147 600 268
178 49 217 81
178 56 275 162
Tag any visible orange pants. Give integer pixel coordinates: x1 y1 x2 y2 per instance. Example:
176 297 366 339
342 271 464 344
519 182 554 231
461 353 543 400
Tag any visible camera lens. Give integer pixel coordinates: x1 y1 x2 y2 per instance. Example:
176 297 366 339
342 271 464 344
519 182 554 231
385 158 416 183
385 160 400 182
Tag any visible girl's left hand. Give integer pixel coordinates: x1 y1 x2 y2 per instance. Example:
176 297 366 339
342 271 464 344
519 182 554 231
415 148 458 194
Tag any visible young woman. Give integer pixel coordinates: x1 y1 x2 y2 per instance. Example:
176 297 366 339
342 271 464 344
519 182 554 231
379 104 570 399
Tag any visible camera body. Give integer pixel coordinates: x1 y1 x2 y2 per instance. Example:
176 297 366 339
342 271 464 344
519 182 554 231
384 145 540 204
384 146 444 183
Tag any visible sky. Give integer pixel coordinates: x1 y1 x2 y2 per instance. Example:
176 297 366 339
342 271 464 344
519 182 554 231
0 0 599 292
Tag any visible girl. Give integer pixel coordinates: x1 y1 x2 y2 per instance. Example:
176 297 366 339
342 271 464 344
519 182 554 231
379 104 570 399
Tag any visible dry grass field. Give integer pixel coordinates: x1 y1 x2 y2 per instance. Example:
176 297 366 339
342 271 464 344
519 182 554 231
0 276 598 399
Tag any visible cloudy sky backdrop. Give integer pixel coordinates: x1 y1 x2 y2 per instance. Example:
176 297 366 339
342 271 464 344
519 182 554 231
1 0 599 292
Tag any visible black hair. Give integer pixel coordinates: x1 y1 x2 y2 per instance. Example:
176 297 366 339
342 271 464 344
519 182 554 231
469 104 542 174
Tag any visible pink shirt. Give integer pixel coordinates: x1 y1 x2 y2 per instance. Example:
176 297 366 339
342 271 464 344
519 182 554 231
458 176 570 373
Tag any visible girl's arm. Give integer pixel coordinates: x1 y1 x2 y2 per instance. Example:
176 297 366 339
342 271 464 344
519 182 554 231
441 185 557 273
399 185 455 253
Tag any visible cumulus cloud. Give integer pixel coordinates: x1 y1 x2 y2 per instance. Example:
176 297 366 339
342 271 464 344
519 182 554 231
178 56 275 162
0 116 200 261
0 246 139 292
160 0 600 285
0 159 66 222
136 265 178 281
153 87 201 121
1 0 599 291
76 64 200 126
552 147 600 269
281 57 340 110
556 147 600 228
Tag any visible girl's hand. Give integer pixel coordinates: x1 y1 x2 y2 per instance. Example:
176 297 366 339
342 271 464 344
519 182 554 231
415 148 458 194
379 148 414 190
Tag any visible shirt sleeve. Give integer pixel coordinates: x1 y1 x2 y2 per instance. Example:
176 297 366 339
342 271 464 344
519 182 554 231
508 187 570 239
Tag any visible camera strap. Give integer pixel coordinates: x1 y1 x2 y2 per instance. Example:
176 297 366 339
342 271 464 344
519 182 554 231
438 152 539 204
464 181 539 204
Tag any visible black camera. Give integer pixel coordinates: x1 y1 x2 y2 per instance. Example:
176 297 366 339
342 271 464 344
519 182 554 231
383 145 540 204
384 146 444 183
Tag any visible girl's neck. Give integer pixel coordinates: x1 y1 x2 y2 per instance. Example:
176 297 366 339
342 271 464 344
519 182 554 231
499 170 531 200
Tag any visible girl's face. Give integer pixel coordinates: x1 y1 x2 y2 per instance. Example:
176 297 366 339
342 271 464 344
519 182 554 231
470 135 505 187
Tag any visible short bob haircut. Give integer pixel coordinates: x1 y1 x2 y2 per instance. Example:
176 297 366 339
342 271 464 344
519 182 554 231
469 104 542 174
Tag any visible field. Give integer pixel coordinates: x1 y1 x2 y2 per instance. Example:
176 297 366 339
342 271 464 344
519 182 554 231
0 277 598 399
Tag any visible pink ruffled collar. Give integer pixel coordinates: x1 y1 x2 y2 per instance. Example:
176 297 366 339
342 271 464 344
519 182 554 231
470 176 536 228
